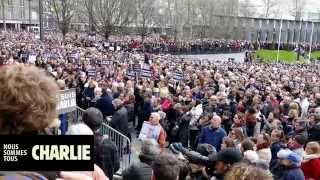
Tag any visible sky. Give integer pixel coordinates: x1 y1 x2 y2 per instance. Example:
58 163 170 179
243 0 320 20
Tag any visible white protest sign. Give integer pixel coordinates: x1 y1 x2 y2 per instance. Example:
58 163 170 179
28 55 37 64
56 89 77 114
138 121 161 141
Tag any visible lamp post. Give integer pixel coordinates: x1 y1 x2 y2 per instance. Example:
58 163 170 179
297 19 303 61
39 0 44 41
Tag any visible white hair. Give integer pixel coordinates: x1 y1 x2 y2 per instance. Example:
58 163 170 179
151 112 161 121
244 150 259 164
67 123 94 135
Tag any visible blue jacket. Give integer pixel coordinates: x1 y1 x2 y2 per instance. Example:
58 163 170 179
281 165 305 180
199 126 226 151
270 141 285 169
96 95 114 117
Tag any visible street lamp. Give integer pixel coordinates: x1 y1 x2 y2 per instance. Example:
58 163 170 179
39 0 44 41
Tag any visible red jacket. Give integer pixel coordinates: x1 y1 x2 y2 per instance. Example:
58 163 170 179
301 155 320 180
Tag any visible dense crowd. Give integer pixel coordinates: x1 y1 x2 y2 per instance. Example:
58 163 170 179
1 31 320 180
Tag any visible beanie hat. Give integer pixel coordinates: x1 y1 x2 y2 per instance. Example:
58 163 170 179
212 148 242 165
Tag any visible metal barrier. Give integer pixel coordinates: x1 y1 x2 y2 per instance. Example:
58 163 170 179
101 123 131 173
67 107 131 174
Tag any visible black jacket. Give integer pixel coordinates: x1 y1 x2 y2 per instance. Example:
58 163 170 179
110 106 129 137
308 122 320 142
94 132 120 180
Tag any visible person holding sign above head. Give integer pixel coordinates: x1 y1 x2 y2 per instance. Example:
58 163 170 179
139 112 167 148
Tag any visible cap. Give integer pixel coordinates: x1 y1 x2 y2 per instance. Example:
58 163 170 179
211 148 242 165
82 107 103 131
277 149 302 166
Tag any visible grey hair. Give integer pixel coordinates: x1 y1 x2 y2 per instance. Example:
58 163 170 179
67 123 94 135
112 98 123 108
141 139 160 156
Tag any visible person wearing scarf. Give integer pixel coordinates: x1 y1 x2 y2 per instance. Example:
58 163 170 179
301 142 320 180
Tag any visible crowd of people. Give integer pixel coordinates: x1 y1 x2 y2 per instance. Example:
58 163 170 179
1 30 320 180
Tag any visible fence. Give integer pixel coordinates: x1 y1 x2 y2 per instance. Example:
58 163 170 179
101 123 131 173
66 107 131 174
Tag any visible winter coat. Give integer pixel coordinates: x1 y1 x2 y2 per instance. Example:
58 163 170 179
301 154 320 180
94 132 120 180
122 155 153 180
83 86 95 100
110 106 129 137
96 95 114 117
198 126 226 151
308 122 320 142
125 103 135 122
177 112 192 147
270 141 285 169
280 165 305 180
141 99 153 122
257 147 272 168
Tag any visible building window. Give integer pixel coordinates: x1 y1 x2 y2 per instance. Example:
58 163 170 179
20 0 25 19
20 0 25 6
7 0 14 19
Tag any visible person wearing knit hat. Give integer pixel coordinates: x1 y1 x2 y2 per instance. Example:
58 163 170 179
276 149 304 180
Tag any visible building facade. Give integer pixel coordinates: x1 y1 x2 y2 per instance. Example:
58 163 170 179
0 0 40 30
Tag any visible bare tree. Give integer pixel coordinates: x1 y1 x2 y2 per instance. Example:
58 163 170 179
262 0 278 18
196 0 211 39
136 0 155 42
84 0 136 40
47 0 75 41
290 0 306 20
239 0 256 17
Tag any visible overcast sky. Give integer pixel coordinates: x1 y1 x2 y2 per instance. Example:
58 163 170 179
243 0 320 20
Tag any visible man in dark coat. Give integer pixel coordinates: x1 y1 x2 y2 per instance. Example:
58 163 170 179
96 89 114 117
134 86 144 128
110 98 130 138
82 107 119 180
137 92 153 133
308 108 320 142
